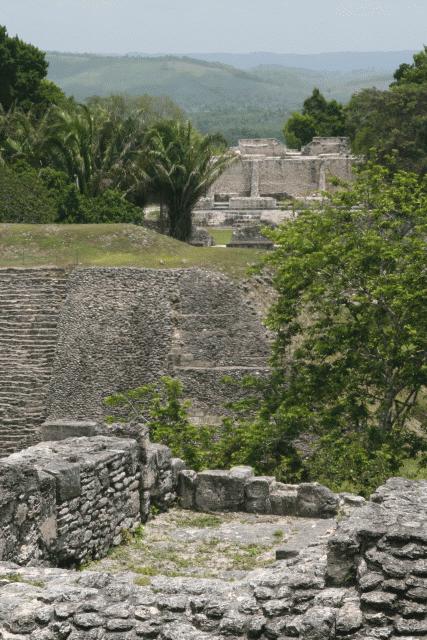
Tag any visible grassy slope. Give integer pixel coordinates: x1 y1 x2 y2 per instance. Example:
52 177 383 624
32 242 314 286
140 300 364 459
0 224 263 279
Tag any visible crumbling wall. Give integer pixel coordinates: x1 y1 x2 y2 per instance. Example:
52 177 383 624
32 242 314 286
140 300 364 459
178 466 345 519
0 437 144 566
0 476 424 639
327 477 427 638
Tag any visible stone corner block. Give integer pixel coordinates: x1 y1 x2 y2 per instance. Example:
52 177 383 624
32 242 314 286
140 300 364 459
296 483 339 519
195 470 245 512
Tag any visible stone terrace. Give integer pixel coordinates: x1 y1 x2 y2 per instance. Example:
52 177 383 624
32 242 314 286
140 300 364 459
0 268 67 454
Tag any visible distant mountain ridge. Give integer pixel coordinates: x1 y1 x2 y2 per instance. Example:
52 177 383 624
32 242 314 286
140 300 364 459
125 50 416 72
46 50 398 142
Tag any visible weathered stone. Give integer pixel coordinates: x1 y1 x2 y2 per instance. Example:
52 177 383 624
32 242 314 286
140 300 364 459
296 483 339 518
195 471 245 512
269 483 298 516
335 601 363 634
177 470 197 510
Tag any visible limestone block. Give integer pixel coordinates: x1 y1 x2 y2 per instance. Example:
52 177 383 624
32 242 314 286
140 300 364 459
41 420 98 442
300 606 336 639
296 483 339 518
171 458 187 487
230 466 255 480
195 470 245 512
47 462 81 504
269 482 298 516
245 476 274 513
178 470 197 510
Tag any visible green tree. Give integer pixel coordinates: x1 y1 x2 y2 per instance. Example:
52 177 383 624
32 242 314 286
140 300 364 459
393 45 427 86
104 377 203 470
283 112 316 149
346 84 427 174
43 102 148 198
283 89 346 149
227 164 427 494
0 163 57 222
146 120 233 241
0 25 48 112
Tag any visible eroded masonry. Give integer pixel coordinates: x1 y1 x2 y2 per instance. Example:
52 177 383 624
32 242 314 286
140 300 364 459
0 267 270 455
0 267 426 639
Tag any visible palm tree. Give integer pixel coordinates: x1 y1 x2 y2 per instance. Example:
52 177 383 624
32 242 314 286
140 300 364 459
147 120 233 241
43 102 148 197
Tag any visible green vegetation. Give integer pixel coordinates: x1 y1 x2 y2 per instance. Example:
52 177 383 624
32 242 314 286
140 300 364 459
45 52 391 142
0 573 45 588
146 120 232 241
284 88 346 149
105 377 202 469
346 54 427 173
0 25 62 114
0 224 263 279
221 164 427 495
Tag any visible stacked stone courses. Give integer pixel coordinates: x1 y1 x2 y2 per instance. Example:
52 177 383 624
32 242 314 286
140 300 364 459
0 267 270 454
0 449 425 639
0 268 67 454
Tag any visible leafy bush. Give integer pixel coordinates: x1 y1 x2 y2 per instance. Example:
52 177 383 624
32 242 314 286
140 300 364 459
105 377 205 470
0 164 57 223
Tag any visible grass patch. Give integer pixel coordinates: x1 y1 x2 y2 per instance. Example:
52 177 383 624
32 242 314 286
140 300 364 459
0 573 45 588
0 223 265 280
134 576 151 587
209 228 233 245
272 529 284 540
172 512 222 529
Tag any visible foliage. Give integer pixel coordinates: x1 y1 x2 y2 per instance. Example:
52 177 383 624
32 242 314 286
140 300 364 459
283 89 346 149
146 120 233 241
344 46 427 174
0 164 57 223
0 25 48 112
105 377 204 469
346 85 427 174
221 165 427 495
393 46 427 86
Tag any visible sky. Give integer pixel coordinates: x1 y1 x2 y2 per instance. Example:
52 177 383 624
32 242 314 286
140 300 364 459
1 0 425 55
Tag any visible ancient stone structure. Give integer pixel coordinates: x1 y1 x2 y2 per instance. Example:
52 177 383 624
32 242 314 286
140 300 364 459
0 267 270 456
194 137 355 227
0 268 67 455
0 429 425 640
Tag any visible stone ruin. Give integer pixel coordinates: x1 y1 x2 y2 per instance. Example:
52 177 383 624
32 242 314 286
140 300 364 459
194 137 355 228
0 267 270 456
0 266 426 638
0 423 426 639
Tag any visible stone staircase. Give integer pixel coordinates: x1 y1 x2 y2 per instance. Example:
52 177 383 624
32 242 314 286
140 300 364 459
0 268 67 456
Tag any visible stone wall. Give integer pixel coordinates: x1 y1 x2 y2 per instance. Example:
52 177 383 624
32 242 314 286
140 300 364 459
0 267 270 455
178 466 349 519
326 477 427 638
0 268 67 455
46 268 269 428
0 476 424 639
0 437 143 566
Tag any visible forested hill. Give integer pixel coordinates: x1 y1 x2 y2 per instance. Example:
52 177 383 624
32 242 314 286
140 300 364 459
46 52 393 142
